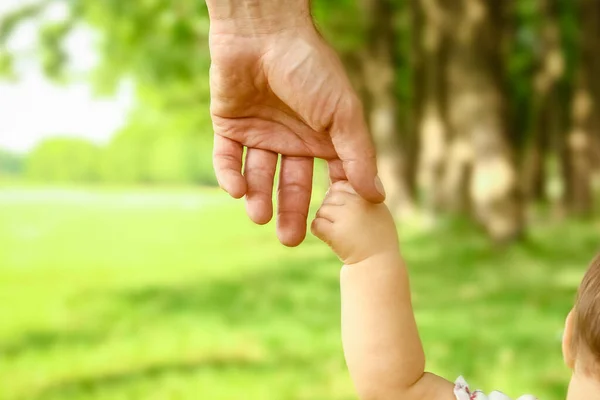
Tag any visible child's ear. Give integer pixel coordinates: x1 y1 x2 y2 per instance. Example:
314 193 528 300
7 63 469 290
562 310 576 370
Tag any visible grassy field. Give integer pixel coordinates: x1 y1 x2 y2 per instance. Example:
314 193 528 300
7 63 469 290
0 187 598 400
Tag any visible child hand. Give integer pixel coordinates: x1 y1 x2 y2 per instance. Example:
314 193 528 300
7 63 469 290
311 181 399 264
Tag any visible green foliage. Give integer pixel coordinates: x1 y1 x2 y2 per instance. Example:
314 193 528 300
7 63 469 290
0 2 47 43
99 130 153 184
507 0 538 146
38 20 74 81
99 79 215 185
313 0 365 54
1 187 595 399
507 0 580 148
27 137 102 182
81 0 210 93
101 123 215 185
0 0 590 191
0 51 15 79
0 1 70 81
0 0 210 87
2 0 216 186
0 149 24 177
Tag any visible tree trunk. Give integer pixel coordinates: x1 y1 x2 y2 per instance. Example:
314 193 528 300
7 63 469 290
444 0 523 242
359 0 415 219
564 0 600 216
523 0 565 205
438 4 471 215
415 0 450 218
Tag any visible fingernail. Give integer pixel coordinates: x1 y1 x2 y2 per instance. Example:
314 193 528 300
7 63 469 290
375 176 386 197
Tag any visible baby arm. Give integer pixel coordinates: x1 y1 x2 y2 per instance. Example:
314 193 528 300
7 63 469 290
311 181 455 400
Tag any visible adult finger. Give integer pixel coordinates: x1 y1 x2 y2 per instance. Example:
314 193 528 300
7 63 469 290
327 158 347 184
330 93 385 203
244 148 277 225
213 135 247 199
277 156 313 247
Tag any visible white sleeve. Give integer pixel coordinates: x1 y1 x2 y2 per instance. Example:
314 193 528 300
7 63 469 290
454 376 538 400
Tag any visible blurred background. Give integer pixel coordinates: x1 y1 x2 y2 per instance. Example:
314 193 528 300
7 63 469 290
1 0 599 399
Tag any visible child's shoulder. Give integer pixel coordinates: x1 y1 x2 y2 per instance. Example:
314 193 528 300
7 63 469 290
453 376 538 400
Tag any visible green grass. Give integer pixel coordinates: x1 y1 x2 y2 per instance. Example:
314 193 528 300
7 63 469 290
0 187 598 400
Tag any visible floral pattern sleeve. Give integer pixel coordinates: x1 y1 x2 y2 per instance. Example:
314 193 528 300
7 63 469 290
454 376 538 400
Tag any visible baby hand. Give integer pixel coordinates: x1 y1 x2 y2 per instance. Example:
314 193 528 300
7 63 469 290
311 181 399 264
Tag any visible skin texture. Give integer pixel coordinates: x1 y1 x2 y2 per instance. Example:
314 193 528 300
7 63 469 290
206 0 384 247
312 181 455 400
313 182 598 399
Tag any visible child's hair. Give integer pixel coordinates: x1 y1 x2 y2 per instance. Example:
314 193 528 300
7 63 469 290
573 252 600 375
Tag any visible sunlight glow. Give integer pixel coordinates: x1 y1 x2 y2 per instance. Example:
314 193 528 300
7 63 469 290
0 1 133 153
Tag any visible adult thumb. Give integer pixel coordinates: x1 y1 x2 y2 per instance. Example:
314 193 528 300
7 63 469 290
329 94 385 203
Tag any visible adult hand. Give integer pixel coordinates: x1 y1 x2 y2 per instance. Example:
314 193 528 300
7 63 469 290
207 1 385 247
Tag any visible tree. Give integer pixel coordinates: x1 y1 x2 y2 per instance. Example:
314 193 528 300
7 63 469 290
357 0 415 218
2 0 598 240
522 0 565 204
564 0 600 216
413 0 450 218
27 137 101 182
443 0 523 242
0 149 24 178
314 0 415 218
2 0 216 185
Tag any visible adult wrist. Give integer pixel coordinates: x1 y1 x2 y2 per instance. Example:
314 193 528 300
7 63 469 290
206 0 312 35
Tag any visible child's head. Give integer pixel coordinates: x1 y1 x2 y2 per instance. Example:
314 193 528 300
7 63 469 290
564 253 600 377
